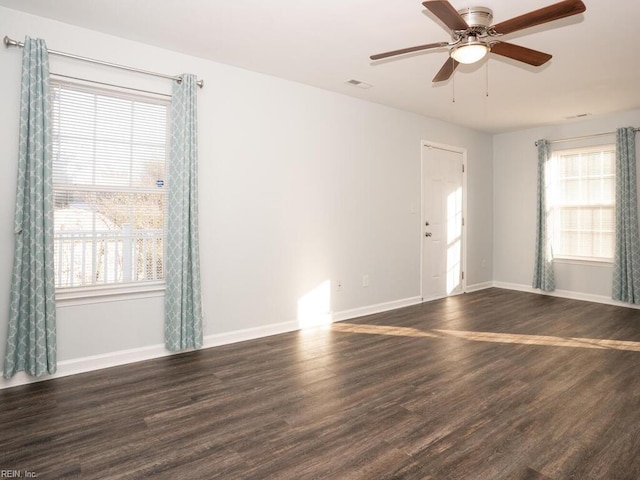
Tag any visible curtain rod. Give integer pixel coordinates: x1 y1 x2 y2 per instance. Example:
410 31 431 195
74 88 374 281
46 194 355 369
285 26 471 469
51 73 171 98
535 128 640 146
4 35 204 88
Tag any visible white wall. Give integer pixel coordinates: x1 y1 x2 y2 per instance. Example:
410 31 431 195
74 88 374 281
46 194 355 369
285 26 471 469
493 109 640 298
0 7 493 386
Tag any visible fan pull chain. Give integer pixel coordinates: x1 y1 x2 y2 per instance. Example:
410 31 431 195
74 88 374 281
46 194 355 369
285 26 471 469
452 69 456 103
486 61 490 97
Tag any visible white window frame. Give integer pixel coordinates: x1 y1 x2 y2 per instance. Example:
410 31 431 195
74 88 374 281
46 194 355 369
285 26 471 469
548 144 616 264
50 80 170 304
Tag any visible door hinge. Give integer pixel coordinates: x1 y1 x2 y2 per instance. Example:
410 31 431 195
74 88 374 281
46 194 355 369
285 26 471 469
462 164 465 173
461 271 464 280
462 217 464 226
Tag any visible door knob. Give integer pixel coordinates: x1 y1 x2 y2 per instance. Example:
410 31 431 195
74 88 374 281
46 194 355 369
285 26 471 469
425 232 432 237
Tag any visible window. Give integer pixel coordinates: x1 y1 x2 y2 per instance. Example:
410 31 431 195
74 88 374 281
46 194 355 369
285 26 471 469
548 145 616 262
51 81 169 290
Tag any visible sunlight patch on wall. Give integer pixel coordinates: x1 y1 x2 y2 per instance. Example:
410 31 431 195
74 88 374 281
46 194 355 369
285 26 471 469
446 187 462 294
297 280 332 329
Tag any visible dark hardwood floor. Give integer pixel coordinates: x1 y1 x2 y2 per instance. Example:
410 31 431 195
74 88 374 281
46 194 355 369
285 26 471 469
2 288 640 479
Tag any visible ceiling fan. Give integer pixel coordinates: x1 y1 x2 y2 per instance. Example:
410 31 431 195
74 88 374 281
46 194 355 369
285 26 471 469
370 0 586 82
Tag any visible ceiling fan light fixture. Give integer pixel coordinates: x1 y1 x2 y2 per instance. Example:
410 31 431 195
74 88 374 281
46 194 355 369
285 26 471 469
371 0 586 82
450 38 488 64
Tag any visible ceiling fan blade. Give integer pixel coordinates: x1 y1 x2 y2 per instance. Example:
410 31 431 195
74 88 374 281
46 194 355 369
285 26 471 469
423 1 468 31
490 42 552 66
370 42 449 60
491 0 585 36
433 57 459 82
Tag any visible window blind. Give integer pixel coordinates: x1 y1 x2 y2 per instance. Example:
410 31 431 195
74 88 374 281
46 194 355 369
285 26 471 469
51 81 169 288
550 145 615 261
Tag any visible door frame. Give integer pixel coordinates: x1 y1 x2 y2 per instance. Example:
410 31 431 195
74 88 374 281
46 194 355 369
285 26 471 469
420 140 468 302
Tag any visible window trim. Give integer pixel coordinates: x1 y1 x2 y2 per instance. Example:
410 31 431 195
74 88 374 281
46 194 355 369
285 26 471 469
56 281 165 306
548 144 616 263
553 256 613 267
51 79 170 300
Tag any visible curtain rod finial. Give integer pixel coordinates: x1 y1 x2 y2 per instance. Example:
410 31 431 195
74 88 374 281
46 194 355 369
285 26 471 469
4 36 19 48
177 76 204 88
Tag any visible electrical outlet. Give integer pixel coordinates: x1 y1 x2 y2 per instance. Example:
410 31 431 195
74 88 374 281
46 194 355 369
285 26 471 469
362 275 369 287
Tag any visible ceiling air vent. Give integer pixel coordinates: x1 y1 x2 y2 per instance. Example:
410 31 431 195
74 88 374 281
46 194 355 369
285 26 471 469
346 79 373 89
565 113 592 119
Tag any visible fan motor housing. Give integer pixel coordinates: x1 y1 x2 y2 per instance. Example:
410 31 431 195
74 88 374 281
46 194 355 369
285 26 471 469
457 6 493 28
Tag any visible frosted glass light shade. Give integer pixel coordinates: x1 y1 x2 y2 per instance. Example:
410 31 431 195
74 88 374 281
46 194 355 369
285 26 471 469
451 43 488 64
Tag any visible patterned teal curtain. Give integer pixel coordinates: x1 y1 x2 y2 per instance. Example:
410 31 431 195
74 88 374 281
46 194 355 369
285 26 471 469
4 37 56 378
612 127 640 303
165 74 203 351
532 139 555 292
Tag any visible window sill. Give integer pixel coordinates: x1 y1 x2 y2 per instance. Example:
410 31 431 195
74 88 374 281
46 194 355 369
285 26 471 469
56 281 165 307
553 257 613 267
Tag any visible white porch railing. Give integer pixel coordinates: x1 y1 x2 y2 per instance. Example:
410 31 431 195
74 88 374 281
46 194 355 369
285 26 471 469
54 225 163 288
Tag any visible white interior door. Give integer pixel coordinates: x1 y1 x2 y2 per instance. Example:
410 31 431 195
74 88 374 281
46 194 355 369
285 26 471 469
421 143 465 301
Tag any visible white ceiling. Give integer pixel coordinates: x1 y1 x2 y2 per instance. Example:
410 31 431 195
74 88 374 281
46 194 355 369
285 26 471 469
2 0 639 133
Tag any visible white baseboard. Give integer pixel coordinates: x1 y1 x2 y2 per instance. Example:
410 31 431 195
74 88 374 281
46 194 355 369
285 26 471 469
0 343 171 390
9 284 633 390
0 295 422 390
418 282 493 302
493 281 640 310
465 281 494 293
202 320 299 349
331 296 423 323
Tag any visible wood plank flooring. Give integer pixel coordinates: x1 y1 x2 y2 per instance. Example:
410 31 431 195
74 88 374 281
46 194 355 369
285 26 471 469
2 288 640 479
